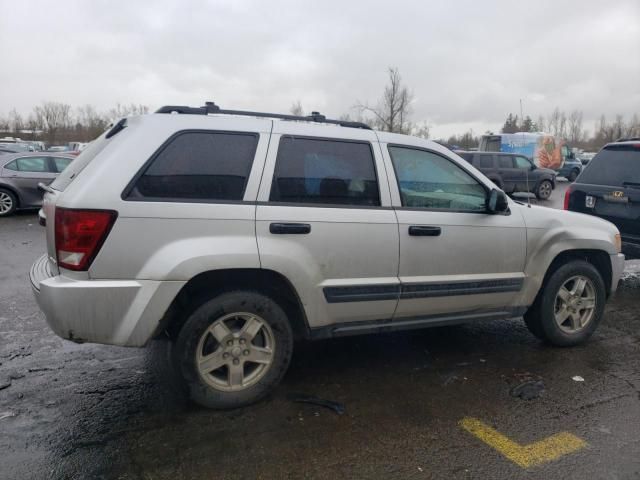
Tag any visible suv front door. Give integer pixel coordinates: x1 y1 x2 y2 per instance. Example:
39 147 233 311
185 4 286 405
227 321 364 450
256 124 400 330
382 143 527 322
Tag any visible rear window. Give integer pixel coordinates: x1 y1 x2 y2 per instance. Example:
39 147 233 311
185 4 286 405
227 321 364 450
129 131 258 201
270 136 380 206
50 135 110 191
578 146 640 187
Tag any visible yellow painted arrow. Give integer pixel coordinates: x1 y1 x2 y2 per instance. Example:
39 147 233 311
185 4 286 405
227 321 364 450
459 417 587 468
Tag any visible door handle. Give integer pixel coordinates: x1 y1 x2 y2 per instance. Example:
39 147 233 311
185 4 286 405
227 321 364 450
408 225 441 236
269 223 311 234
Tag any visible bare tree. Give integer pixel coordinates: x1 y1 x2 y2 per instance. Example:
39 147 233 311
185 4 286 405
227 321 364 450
567 110 585 144
34 102 72 144
8 109 24 136
290 100 304 116
535 115 545 132
77 105 109 140
108 103 149 120
357 67 414 133
410 121 430 139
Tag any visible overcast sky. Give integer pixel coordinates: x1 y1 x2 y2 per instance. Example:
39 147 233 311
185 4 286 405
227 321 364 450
1 0 638 138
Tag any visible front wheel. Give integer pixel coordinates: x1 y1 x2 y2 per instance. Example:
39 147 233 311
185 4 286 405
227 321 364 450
524 260 606 346
535 180 553 200
568 169 579 182
173 290 293 409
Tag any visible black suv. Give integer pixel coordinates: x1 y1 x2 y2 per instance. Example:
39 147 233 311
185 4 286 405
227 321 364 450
456 151 556 200
566 140 640 259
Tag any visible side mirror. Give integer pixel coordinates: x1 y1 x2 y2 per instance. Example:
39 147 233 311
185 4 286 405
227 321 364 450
487 189 509 214
530 163 536 170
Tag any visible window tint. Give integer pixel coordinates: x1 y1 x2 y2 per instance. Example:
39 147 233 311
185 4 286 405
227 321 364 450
130 131 258 201
479 155 494 168
388 147 487 211
498 155 515 168
515 156 532 169
578 146 640 187
270 137 380 206
3 160 18 171
53 157 72 173
16 156 49 172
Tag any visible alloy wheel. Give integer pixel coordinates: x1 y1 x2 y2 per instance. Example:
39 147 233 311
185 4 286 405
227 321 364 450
553 275 597 334
196 312 275 392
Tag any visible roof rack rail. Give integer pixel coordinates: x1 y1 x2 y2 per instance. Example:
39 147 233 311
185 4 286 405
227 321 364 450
155 102 372 130
614 137 640 142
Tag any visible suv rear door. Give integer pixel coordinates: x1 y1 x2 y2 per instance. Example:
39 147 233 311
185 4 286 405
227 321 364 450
256 124 400 329
569 144 640 241
380 141 526 321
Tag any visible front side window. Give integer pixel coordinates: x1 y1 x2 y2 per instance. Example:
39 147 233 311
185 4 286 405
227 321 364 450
129 131 258 201
16 156 49 172
515 156 532 169
270 137 380 206
388 146 487 211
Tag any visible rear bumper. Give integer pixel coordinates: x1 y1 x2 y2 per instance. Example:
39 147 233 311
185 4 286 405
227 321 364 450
610 253 626 294
30 254 185 347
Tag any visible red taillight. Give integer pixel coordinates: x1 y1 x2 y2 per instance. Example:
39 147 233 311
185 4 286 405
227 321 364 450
54 208 117 271
564 186 572 210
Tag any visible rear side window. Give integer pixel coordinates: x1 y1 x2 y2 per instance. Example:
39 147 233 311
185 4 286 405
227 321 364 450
129 131 258 201
479 155 494 168
578 146 640 187
270 136 380 206
3 160 18 171
16 156 50 172
53 157 72 173
457 152 473 162
498 155 514 168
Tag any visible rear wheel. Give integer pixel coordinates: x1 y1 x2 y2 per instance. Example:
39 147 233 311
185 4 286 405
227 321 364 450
0 189 17 217
524 260 605 346
173 290 293 409
535 180 553 200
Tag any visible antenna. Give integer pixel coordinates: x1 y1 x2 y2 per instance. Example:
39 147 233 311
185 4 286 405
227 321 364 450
520 98 531 207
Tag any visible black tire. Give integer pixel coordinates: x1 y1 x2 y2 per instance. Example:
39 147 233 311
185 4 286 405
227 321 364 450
523 260 606 346
173 290 293 409
0 188 17 217
535 180 553 200
568 169 579 182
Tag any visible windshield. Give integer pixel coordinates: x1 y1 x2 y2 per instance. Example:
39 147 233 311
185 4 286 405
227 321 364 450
578 146 640 187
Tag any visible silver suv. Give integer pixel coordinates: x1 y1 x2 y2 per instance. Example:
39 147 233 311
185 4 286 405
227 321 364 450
30 103 626 409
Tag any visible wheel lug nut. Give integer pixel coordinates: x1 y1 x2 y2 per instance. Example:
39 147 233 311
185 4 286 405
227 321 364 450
233 358 240 365
227 340 233 347
223 352 229 358
239 339 246 345
243 350 250 356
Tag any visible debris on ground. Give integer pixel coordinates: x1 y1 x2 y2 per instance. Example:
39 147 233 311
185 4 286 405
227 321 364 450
287 394 345 415
510 380 545 400
0 411 16 421
572 376 585 382
0 379 11 391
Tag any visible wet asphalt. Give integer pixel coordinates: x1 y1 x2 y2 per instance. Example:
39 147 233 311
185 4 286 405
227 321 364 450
1 181 639 479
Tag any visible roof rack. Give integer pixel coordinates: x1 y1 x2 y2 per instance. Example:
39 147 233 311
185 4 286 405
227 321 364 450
614 137 640 142
155 102 372 130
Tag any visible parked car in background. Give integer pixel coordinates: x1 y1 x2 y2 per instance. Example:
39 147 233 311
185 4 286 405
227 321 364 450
0 152 74 216
0 142 33 152
479 132 573 171
47 146 70 152
578 152 597 165
566 139 640 258
557 156 582 182
30 103 624 409
456 151 556 200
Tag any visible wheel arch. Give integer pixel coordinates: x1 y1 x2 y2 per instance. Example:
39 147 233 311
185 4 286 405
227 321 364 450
156 268 310 341
0 183 21 207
